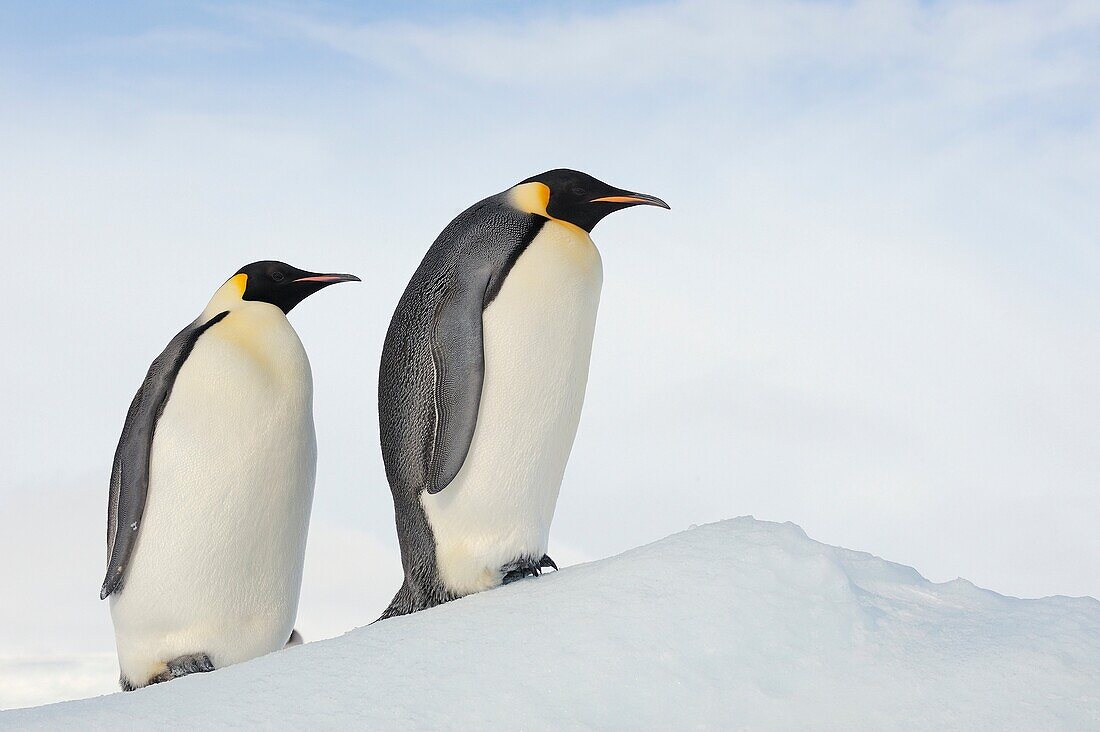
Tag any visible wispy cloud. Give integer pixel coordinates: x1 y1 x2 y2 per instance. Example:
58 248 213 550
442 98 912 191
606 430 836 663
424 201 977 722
229 0 1100 106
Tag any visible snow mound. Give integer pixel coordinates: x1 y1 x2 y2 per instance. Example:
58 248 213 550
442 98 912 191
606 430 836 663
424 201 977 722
7 518 1100 729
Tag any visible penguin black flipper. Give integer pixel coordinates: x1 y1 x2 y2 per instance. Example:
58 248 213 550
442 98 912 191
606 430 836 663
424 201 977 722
425 270 492 494
100 311 229 600
380 195 543 498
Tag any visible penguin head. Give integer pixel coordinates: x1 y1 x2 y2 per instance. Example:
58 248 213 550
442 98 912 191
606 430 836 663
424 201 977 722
233 260 360 314
514 168 669 232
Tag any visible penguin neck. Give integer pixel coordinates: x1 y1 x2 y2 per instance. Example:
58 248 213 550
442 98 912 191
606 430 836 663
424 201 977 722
197 276 306 380
507 182 589 238
200 273 248 323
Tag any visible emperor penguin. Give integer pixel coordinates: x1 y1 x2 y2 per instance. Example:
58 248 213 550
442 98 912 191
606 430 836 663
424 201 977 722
101 260 359 690
378 169 668 618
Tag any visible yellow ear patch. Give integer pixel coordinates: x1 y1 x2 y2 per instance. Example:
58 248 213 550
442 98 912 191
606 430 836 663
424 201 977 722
200 272 250 322
509 182 551 217
508 181 588 236
230 273 248 297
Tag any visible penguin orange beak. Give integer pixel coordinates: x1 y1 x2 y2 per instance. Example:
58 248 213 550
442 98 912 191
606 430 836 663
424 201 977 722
589 192 670 209
292 273 361 284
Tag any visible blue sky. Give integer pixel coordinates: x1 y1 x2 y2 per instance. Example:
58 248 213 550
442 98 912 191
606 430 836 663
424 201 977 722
1 1 655 97
1 0 1099 707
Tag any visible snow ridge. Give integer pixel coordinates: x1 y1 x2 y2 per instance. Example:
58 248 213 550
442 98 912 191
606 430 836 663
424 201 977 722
6 518 1099 730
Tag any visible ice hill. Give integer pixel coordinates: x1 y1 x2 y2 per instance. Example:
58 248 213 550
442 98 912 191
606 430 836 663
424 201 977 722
6 518 1100 730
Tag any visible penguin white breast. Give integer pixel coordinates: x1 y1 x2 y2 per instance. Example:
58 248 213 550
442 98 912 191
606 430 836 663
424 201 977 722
110 302 316 685
422 220 603 595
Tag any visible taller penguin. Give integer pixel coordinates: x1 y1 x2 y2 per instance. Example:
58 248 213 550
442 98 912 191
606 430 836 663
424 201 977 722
101 260 359 689
378 169 668 618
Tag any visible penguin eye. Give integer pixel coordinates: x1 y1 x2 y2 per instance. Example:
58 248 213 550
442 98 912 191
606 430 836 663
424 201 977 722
572 187 586 197
271 271 285 283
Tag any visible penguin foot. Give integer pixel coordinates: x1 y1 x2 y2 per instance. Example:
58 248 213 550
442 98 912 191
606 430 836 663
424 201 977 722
502 565 539 584
148 652 215 685
501 559 543 585
501 554 561 585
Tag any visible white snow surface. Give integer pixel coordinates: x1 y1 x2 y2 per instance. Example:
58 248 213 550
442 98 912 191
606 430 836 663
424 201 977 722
6 518 1100 730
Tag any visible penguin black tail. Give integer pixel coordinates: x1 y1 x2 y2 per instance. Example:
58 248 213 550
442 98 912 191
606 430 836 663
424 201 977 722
376 583 416 622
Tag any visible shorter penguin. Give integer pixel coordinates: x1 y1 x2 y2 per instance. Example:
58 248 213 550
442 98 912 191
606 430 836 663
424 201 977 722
101 261 359 690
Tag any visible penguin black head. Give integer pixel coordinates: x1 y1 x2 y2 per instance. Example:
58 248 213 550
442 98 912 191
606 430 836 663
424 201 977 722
235 260 360 314
516 168 670 233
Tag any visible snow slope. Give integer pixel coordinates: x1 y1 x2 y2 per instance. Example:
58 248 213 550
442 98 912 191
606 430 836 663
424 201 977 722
6 518 1100 730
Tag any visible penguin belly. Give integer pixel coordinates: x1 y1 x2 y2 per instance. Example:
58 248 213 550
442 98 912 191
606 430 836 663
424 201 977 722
109 304 316 687
422 220 603 595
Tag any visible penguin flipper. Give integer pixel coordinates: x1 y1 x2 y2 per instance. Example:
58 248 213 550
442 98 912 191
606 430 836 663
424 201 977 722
426 272 490 494
100 311 229 600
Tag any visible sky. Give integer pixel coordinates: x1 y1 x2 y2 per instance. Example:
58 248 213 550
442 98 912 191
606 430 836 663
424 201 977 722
1 0 1099 708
